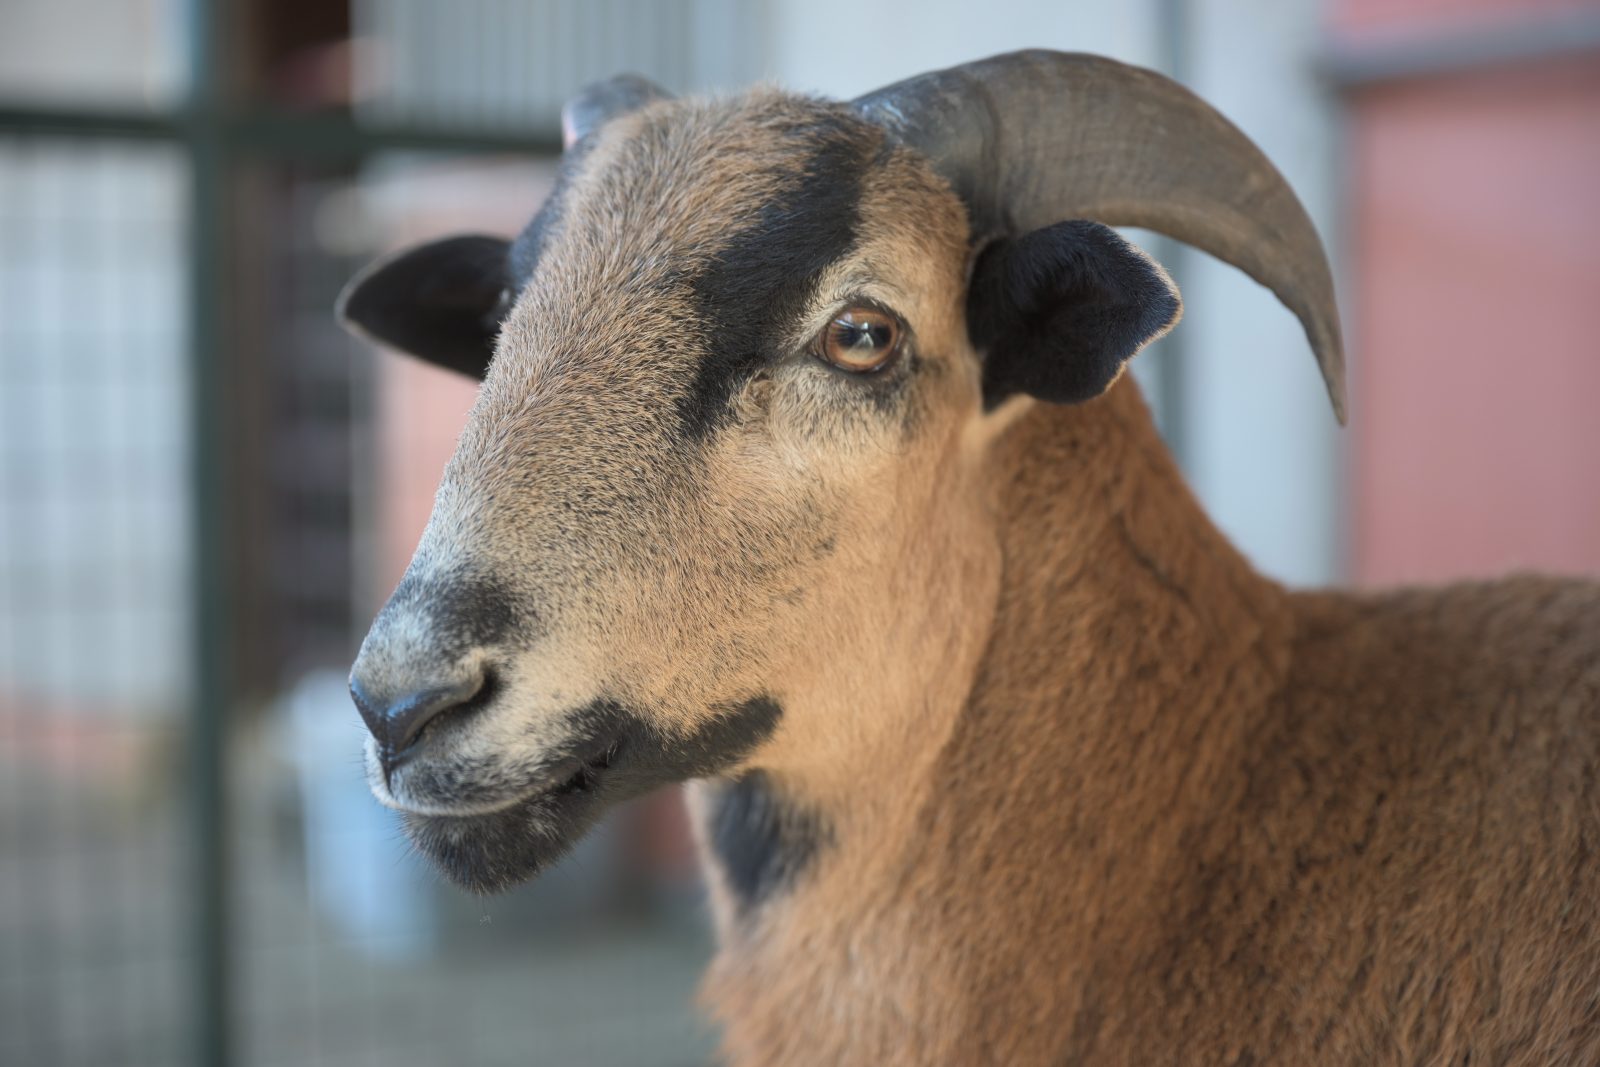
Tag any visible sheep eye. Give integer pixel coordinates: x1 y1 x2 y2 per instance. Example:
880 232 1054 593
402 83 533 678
816 307 902 373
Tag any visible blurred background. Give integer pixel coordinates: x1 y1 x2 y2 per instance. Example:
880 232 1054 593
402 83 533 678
0 0 1595 1064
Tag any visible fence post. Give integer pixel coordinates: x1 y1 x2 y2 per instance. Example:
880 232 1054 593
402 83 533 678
184 0 234 1063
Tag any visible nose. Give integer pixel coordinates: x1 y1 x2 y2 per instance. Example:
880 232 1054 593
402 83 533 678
349 671 487 764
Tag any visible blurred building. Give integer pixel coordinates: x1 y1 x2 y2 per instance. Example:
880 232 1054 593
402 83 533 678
1 1 1595 1065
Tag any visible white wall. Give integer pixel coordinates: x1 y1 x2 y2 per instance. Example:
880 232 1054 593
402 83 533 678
0 0 182 106
760 0 1344 586
761 1 1162 90
1178 0 1343 587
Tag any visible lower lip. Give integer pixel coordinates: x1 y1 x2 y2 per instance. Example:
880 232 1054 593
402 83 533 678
399 789 599 893
377 741 621 818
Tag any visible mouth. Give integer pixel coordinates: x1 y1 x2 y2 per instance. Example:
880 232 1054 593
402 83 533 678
399 734 627 894
387 695 784 895
542 736 621 798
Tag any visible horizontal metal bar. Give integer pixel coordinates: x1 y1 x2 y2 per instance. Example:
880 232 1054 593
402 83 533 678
0 103 560 157
228 110 562 158
0 104 181 140
1323 10 1600 88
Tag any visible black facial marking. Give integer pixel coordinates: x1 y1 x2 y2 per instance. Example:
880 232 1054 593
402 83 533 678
379 571 526 656
681 111 880 437
403 695 783 894
705 769 830 917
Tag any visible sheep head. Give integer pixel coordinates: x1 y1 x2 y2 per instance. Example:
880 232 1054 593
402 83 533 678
336 52 1342 893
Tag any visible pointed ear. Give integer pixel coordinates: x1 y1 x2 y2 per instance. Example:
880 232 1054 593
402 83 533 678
336 234 512 380
968 220 1181 408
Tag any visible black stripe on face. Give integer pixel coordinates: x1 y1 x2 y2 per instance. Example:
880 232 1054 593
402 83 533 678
705 769 830 916
379 571 526 657
680 113 879 437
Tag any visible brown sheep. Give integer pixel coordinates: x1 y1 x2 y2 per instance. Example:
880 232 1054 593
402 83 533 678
337 51 1600 1065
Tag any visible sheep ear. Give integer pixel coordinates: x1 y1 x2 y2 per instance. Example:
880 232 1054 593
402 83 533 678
336 234 512 380
561 74 673 149
968 220 1181 407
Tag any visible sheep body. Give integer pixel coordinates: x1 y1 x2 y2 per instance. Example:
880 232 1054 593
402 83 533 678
699 384 1600 1066
335 61 1600 1065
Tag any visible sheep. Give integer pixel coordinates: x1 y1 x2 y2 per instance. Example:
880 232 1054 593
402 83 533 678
336 50 1600 1066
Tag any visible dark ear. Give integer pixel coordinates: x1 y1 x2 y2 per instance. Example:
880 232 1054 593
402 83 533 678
336 234 512 380
968 220 1181 407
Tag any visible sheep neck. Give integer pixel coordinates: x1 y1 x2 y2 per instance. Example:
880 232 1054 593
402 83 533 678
770 378 1293 858
701 378 1296 1059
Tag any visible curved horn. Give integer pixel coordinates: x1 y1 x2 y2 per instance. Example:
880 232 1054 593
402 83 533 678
854 50 1346 422
561 74 673 149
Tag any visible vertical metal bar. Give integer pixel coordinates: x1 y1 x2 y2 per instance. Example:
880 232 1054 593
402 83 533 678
184 0 232 1064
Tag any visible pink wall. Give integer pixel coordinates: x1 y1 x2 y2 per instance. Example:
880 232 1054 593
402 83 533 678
1337 0 1598 31
1341 28 1600 584
376 359 479 594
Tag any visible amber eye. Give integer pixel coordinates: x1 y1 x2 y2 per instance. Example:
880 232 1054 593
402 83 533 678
816 307 902 373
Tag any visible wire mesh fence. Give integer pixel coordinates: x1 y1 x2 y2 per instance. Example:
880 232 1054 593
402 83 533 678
0 136 193 1067
0 2 738 1064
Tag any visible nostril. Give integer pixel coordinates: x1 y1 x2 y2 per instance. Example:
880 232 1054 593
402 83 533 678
350 670 489 763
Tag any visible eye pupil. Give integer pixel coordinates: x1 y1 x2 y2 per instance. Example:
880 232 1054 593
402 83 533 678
840 323 875 349
818 307 902 372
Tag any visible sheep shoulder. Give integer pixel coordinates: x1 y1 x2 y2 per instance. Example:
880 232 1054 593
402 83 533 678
1186 575 1600 1063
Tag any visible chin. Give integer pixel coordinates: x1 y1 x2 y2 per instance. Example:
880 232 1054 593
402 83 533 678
401 787 610 894
395 695 785 893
